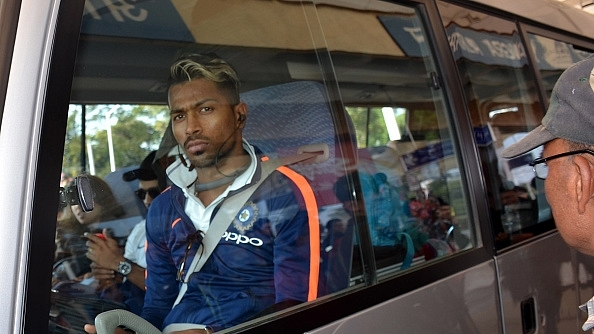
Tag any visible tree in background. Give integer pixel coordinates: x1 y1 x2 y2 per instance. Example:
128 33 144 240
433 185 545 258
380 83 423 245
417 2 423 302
62 104 169 178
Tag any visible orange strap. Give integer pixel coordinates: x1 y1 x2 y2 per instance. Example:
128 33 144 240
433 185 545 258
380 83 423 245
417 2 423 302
166 158 320 300
276 165 320 301
171 217 182 228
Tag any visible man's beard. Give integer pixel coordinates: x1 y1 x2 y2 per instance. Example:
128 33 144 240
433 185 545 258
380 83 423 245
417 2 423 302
186 140 234 170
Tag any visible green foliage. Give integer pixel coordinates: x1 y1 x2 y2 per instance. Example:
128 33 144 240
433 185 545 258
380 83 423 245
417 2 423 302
346 106 387 148
345 106 407 148
62 104 169 178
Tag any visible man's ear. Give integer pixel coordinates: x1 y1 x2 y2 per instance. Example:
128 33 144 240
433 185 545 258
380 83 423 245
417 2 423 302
234 102 248 128
573 155 594 214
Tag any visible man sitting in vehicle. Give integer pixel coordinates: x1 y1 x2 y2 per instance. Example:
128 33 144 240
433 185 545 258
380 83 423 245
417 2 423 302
85 53 320 334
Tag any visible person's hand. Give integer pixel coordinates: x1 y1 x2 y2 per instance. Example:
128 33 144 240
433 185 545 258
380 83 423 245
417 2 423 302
86 228 123 270
90 261 116 281
84 324 97 334
84 323 129 334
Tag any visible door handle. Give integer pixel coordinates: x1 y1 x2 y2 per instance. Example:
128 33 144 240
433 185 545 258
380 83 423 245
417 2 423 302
521 296 537 334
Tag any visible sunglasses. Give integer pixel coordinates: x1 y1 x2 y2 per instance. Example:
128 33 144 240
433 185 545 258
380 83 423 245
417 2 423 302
134 187 161 200
177 230 204 282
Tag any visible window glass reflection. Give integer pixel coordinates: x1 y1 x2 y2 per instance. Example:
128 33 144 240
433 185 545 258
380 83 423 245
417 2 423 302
321 3 474 279
437 1 575 249
528 34 593 100
53 0 364 332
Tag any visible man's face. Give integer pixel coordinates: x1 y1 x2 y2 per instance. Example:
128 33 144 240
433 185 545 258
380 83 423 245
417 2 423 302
542 138 594 255
168 79 244 170
137 179 160 208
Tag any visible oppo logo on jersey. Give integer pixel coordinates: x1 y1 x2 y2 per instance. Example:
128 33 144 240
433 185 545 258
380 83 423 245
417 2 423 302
222 231 263 246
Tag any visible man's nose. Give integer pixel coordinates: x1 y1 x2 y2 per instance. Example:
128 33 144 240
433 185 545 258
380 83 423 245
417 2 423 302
144 195 153 208
185 112 202 135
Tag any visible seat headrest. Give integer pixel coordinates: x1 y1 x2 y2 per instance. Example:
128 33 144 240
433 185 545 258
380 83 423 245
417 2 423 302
242 81 337 205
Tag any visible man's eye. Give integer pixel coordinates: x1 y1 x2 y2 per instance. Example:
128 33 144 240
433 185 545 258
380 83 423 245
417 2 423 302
200 107 212 113
172 114 184 121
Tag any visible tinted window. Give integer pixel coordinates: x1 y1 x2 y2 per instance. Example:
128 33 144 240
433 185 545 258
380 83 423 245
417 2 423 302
52 1 354 332
527 33 593 100
320 3 475 279
49 0 480 332
438 1 558 250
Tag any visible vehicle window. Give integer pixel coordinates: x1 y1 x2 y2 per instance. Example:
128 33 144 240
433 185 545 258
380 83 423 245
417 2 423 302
437 1 559 250
51 0 360 332
527 33 593 100
320 2 475 279
52 104 169 331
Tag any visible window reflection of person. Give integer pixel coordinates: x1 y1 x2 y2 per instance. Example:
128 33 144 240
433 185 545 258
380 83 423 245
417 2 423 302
85 151 164 315
54 175 125 282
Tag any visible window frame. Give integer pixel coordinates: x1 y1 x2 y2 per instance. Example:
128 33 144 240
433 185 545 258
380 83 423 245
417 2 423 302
31 0 497 333
24 0 86 332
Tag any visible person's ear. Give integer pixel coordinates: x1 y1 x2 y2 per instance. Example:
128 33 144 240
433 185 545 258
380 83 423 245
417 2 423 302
573 155 594 214
234 102 248 128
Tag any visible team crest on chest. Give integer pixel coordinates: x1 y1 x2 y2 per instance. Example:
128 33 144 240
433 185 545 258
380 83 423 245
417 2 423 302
234 201 258 233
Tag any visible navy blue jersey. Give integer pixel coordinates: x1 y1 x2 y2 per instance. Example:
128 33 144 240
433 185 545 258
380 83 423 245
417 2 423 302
142 160 319 331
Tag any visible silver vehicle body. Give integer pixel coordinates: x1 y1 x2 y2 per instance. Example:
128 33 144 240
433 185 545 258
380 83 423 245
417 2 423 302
1 0 594 333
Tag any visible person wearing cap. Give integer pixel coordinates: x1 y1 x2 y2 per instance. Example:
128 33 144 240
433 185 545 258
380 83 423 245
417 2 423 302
85 151 163 315
123 150 164 209
502 55 594 256
502 54 594 332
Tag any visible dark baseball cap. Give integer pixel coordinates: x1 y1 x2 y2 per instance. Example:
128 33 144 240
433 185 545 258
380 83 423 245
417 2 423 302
502 54 594 158
122 151 158 182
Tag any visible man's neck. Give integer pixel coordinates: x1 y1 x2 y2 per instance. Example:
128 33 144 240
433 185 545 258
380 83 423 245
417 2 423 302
194 152 250 183
193 152 251 206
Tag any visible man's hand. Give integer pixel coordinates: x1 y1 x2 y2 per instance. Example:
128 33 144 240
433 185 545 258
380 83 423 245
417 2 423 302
84 324 128 334
90 262 116 281
86 228 147 290
84 323 97 334
86 228 123 271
